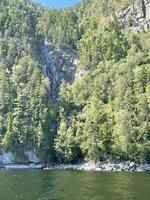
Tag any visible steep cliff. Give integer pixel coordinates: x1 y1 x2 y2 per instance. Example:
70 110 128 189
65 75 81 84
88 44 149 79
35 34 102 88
0 0 149 164
42 40 77 101
118 0 150 31
40 0 150 102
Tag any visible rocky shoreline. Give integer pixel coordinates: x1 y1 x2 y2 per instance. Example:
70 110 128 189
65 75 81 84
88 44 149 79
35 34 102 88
0 162 150 172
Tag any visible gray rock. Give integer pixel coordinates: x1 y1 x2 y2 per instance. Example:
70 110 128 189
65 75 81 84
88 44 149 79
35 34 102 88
42 40 77 101
118 0 150 32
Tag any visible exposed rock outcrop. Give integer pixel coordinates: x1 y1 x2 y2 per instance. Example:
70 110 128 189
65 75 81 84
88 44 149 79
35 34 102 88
0 151 39 164
118 0 150 32
43 162 150 172
42 39 77 101
1 160 150 171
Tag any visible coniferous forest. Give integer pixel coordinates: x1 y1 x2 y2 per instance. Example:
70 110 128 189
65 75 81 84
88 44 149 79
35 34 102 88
0 0 150 164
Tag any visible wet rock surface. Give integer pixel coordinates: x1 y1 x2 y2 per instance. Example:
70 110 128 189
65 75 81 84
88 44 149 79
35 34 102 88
0 161 150 171
42 39 77 101
43 162 150 172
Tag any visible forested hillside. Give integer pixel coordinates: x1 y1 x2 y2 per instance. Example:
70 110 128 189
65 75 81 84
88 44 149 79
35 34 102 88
0 0 149 164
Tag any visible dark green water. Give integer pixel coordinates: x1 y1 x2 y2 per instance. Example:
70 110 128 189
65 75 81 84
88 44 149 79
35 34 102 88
0 170 149 200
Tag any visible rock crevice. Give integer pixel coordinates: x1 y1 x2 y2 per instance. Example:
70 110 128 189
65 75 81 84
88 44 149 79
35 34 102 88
118 0 150 32
42 40 77 101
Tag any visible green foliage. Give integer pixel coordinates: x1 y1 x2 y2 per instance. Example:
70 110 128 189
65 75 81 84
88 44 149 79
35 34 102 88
37 8 81 49
78 21 130 69
54 118 81 163
0 0 149 164
58 30 150 163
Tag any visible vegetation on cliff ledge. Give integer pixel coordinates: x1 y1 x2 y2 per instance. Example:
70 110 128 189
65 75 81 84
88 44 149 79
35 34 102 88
0 0 149 163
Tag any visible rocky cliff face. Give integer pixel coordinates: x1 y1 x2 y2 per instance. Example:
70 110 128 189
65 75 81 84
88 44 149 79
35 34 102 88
42 39 77 101
118 0 150 32
40 1 150 102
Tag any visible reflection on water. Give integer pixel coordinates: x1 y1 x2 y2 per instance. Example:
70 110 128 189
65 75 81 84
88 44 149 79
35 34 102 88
0 170 149 200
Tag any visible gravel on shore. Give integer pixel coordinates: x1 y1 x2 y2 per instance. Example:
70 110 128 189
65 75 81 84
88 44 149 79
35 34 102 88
1 162 150 172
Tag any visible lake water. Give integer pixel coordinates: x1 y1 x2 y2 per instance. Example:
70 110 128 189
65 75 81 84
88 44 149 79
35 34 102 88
0 170 149 200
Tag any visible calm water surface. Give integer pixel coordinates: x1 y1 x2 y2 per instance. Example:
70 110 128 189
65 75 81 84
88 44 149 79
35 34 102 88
0 170 149 200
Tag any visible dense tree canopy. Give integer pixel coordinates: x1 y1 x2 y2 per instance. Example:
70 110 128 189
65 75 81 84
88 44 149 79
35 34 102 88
0 0 149 164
